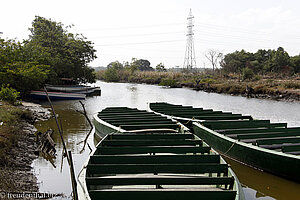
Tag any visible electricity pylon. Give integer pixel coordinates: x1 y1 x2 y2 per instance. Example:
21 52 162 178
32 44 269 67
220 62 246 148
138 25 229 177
183 9 196 70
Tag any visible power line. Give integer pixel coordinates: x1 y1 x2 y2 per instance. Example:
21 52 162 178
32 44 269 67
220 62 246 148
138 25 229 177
88 31 185 39
78 22 185 32
95 39 185 47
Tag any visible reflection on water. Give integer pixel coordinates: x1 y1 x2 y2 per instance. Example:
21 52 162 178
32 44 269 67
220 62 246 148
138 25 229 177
32 81 300 199
224 157 300 200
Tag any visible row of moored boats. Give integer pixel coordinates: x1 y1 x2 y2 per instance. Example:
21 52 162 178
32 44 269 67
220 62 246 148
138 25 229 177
77 102 300 200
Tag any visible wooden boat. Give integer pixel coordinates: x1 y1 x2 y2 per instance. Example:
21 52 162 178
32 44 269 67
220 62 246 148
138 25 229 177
77 107 244 200
30 90 86 100
149 102 300 183
45 84 101 95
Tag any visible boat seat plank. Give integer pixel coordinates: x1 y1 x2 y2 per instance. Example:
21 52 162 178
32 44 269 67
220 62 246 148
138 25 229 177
227 130 300 139
287 151 300 155
220 127 300 135
86 176 234 186
120 124 180 131
96 146 211 155
109 121 176 126
192 115 251 121
88 190 237 200
90 155 220 164
108 134 195 140
103 118 170 123
205 122 287 130
282 144 300 153
98 114 159 119
100 139 202 147
256 137 300 145
99 115 166 120
237 131 300 140
100 110 149 113
87 163 229 175
259 143 300 150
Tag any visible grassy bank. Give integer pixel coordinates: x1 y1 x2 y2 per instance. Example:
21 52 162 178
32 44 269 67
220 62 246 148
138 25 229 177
0 102 32 164
97 70 300 101
0 101 38 191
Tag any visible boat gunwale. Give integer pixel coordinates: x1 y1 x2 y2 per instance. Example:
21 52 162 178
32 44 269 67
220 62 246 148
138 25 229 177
194 122 300 160
150 104 300 159
93 113 127 133
77 130 106 200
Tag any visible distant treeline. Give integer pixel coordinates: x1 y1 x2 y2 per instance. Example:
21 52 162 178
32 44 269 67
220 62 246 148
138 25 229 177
221 47 300 75
0 16 96 98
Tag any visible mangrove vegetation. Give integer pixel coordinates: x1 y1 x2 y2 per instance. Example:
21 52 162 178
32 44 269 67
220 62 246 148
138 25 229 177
0 16 97 99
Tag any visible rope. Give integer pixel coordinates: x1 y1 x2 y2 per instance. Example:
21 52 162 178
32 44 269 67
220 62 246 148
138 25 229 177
184 117 195 125
224 141 237 155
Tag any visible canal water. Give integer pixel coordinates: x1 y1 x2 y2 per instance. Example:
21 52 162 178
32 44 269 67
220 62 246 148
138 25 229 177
32 80 300 200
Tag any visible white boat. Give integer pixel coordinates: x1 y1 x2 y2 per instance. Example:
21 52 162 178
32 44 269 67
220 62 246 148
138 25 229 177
30 90 86 100
45 84 101 95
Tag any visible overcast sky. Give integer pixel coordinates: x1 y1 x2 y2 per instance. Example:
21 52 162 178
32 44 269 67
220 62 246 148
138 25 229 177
1 0 300 68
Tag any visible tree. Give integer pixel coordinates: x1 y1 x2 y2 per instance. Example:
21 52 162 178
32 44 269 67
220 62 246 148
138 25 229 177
269 47 290 73
242 67 254 81
0 39 49 96
27 16 97 84
205 49 223 71
156 63 166 72
130 58 154 71
103 67 120 82
290 55 300 73
107 61 123 70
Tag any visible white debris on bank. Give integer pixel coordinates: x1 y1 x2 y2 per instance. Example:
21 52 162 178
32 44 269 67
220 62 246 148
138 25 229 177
21 101 52 122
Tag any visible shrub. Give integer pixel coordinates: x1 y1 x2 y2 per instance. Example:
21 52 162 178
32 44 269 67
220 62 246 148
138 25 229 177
102 68 120 82
253 75 262 81
242 68 254 81
0 85 20 105
282 81 300 89
159 79 180 88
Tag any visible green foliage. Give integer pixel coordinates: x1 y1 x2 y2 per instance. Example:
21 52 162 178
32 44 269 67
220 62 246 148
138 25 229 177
27 16 97 84
253 74 262 81
0 85 20 105
221 47 298 75
282 81 300 89
156 63 167 72
0 16 97 98
242 67 254 81
159 79 180 88
290 55 300 73
103 67 120 82
200 78 216 84
108 61 123 70
129 58 154 72
0 61 49 96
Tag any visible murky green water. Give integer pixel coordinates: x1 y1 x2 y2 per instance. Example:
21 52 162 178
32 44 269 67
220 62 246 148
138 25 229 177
32 80 300 200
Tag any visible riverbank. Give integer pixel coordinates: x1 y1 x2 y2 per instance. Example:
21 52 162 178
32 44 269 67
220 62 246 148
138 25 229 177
97 70 300 102
0 101 51 194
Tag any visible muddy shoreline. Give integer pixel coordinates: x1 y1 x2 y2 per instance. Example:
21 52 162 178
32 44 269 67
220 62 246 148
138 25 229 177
0 102 51 198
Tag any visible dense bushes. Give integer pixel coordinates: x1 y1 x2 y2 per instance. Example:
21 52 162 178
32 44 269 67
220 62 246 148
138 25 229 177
0 16 97 98
221 47 300 75
0 85 20 105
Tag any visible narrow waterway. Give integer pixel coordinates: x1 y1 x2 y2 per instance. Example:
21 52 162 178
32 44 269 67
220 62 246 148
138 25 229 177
32 80 300 200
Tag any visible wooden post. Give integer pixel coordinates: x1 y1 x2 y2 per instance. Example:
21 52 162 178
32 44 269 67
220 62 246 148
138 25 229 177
69 151 78 200
44 87 70 163
44 87 78 200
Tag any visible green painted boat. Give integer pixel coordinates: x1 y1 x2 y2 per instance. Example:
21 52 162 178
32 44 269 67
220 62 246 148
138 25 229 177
149 102 300 183
77 107 244 200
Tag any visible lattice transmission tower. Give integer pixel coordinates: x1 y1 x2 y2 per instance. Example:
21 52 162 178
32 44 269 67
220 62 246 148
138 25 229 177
183 9 196 70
